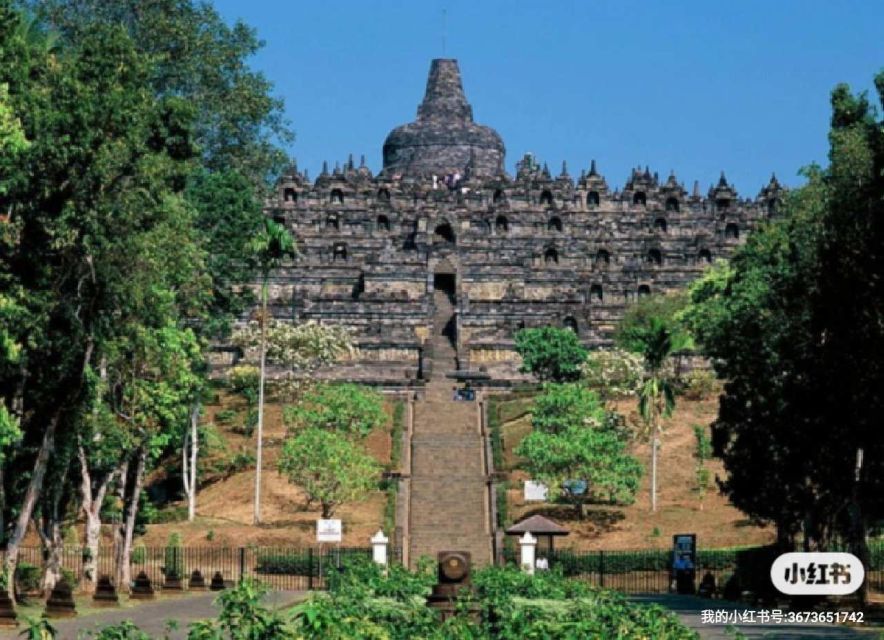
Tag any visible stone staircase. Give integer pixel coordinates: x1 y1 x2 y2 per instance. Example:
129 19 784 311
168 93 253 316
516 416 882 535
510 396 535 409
406 291 491 566
429 290 458 374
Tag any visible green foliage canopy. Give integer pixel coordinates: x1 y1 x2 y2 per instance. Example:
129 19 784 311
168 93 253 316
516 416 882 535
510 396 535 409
685 73 884 548
514 326 587 382
277 427 381 518
517 384 641 515
283 383 386 438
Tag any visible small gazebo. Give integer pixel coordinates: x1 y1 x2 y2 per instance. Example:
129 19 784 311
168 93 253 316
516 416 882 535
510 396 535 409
505 515 569 558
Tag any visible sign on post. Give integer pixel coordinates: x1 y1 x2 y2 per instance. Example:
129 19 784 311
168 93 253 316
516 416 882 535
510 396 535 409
317 519 343 543
523 480 549 502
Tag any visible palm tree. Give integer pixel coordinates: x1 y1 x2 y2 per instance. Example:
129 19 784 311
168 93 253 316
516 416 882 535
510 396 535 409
637 318 678 513
250 219 295 524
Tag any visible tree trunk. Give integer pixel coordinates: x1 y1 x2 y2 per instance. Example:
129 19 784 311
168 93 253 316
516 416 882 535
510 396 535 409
37 515 63 595
115 448 146 592
183 403 199 522
3 338 93 600
3 411 62 599
650 433 659 513
77 446 114 594
254 281 268 525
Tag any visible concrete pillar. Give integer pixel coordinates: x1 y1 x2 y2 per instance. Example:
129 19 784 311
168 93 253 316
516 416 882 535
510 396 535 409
371 530 389 567
519 532 537 575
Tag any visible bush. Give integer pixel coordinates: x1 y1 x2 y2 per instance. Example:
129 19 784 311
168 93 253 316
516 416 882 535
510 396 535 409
164 533 184 579
214 408 237 425
255 548 371 577
15 562 40 593
681 368 719 400
581 348 644 397
153 506 188 524
131 545 146 564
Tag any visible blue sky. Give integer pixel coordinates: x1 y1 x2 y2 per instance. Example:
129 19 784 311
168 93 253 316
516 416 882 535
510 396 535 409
213 0 882 195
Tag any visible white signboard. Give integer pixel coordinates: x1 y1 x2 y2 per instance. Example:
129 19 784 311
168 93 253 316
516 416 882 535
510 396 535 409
316 519 342 543
524 480 549 502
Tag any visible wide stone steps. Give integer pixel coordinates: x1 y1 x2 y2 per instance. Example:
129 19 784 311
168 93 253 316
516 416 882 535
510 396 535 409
407 368 490 567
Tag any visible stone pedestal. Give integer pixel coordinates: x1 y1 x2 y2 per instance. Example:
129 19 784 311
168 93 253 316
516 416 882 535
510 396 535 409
92 575 119 607
371 530 389 567
0 590 17 628
163 573 184 592
188 570 207 591
130 572 155 600
44 579 77 618
210 571 226 591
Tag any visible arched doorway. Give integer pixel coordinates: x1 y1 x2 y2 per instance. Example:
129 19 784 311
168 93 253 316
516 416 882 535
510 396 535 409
434 259 456 304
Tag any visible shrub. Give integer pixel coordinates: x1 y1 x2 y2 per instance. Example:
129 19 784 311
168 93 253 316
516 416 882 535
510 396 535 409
214 408 238 425
164 532 184 579
255 548 371 577
581 348 644 397
131 545 146 565
15 562 40 593
681 368 719 400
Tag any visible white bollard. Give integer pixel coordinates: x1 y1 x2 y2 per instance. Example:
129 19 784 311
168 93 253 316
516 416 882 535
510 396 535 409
371 530 389 567
519 532 537 575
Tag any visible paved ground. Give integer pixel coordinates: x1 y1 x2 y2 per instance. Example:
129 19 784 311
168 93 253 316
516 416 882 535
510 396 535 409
632 594 880 639
0 590 305 640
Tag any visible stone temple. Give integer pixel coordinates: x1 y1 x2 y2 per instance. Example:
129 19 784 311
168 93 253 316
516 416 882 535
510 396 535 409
248 59 784 384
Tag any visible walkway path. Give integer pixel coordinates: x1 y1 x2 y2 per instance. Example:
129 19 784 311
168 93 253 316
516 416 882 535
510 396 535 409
0 591 304 640
631 594 878 639
407 291 491 567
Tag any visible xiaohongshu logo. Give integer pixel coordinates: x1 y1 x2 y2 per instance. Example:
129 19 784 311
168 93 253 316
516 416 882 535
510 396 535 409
771 552 865 595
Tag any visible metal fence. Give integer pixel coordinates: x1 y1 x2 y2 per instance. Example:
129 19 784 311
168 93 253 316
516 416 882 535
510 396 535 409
4 545 402 593
503 544 884 596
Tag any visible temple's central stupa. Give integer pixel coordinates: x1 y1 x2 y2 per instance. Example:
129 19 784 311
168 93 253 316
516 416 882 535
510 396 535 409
382 59 505 178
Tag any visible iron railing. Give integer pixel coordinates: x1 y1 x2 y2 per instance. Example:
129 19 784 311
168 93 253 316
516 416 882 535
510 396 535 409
3 545 402 593
503 543 884 596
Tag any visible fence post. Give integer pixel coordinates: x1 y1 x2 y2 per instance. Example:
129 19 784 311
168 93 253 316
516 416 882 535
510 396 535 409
599 550 605 588
307 548 314 591
238 548 245 584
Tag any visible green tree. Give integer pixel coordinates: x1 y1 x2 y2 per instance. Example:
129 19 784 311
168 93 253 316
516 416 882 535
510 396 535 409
283 383 386 438
277 428 380 519
0 12 206 596
249 218 296 525
686 74 884 588
33 0 292 186
614 291 693 355
636 320 678 513
529 382 608 435
516 384 641 518
616 294 690 513
514 327 588 382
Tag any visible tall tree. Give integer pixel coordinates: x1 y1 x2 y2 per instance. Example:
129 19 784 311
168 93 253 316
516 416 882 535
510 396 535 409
687 74 884 590
0 6 204 596
616 294 690 512
515 384 641 518
277 428 380 519
33 0 292 186
249 219 295 525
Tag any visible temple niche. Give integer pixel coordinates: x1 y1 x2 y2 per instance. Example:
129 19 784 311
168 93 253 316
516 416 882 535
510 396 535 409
243 59 783 385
